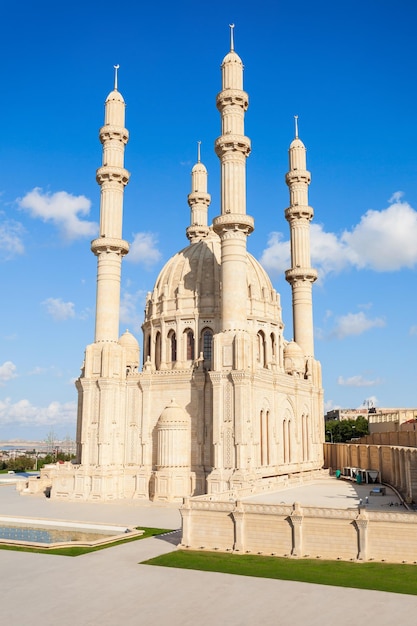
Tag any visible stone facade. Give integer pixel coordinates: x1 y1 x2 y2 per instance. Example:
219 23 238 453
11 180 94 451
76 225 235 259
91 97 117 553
28 32 323 502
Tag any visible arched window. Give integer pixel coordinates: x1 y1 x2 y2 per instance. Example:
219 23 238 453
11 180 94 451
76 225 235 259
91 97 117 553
145 335 151 361
260 410 270 467
185 330 194 360
168 330 176 362
202 328 213 365
155 332 161 370
257 331 266 368
271 333 276 358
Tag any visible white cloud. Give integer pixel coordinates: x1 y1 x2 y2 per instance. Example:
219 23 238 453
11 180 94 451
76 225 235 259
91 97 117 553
330 311 386 339
337 375 381 387
18 188 98 240
0 361 18 385
260 194 417 278
341 196 417 271
120 289 147 334
42 297 75 321
0 398 76 427
260 232 290 275
0 219 25 260
127 232 162 268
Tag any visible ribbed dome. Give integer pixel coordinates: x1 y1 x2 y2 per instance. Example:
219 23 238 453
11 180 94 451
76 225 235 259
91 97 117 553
284 341 304 358
158 399 189 425
105 89 125 103
289 138 305 150
119 330 139 348
191 162 207 174
144 229 280 325
222 50 243 66
284 341 305 375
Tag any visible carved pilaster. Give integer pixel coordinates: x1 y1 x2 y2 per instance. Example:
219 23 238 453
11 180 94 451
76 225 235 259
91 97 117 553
355 513 369 560
290 502 304 556
232 502 245 552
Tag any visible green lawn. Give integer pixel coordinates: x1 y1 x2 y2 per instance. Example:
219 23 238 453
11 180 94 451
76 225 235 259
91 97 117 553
143 550 417 596
0 527 172 556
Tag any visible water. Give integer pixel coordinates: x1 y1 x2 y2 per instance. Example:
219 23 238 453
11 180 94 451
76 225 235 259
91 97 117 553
0 524 121 545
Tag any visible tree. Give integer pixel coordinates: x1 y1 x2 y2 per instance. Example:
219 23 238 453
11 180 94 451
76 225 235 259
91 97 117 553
325 416 368 443
7 456 35 472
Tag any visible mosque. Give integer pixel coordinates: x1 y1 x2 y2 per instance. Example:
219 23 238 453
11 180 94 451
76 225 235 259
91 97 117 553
37 29 324 502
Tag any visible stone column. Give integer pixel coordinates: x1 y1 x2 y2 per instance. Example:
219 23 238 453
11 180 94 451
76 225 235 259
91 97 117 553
285 125 317 358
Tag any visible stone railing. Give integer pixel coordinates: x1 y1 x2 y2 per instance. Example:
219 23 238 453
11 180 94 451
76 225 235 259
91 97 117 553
180 498 417 563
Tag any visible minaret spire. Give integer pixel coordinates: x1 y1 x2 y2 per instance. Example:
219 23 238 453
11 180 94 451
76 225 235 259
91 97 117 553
186 142 211 244
91 71 130 342
294 114 299 139
285 127 317 358
229 23 235 51
213 27 253 333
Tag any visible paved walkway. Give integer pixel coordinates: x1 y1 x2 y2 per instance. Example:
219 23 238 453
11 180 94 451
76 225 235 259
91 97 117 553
244 476 404 510
1 483 417 625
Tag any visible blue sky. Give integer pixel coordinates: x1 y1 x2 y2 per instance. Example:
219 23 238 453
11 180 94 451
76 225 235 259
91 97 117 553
1 0 417 440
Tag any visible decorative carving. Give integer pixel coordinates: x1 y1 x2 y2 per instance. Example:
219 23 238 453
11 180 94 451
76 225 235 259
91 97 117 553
214 134 251 157
99 125 129 145
216 88 249 111
96 166 130 186
225 382 232 422
91 237 129 256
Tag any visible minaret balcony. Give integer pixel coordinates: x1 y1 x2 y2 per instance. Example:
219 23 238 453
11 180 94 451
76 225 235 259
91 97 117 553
214 135 251 158
213 213 254 235
285 267 318 284
96 166 130 186
216 89 249 111
91 236 129 256
285 205 314 222
99 125 129 145
187 192 211 207
286 170 311 185
186 225 210 243
285 206 314 222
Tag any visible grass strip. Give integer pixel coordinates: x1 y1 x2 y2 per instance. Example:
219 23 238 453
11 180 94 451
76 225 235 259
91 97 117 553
0 527 173 556
143 550 417 596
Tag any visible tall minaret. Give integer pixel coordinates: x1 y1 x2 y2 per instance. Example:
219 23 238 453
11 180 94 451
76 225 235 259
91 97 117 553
213 25 254 332
285 117 317 357
186 141 211 243
91 65 130 343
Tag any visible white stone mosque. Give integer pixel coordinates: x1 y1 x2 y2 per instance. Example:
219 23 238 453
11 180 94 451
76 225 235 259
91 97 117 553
35 27 324 502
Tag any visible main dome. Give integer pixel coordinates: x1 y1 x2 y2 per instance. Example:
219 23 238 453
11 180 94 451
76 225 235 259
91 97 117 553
144 229 282 326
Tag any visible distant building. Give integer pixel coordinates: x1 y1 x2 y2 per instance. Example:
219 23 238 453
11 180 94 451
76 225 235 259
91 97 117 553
324 408 368 422
325 408 417 434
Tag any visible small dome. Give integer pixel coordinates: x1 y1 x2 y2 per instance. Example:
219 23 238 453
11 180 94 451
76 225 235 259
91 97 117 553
191 162 207 174
119 330 139 348
222 50 243 66
284 341 304 358
290 138 305 150
105 89 125 104
284 341 305 376
158 399 190 425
